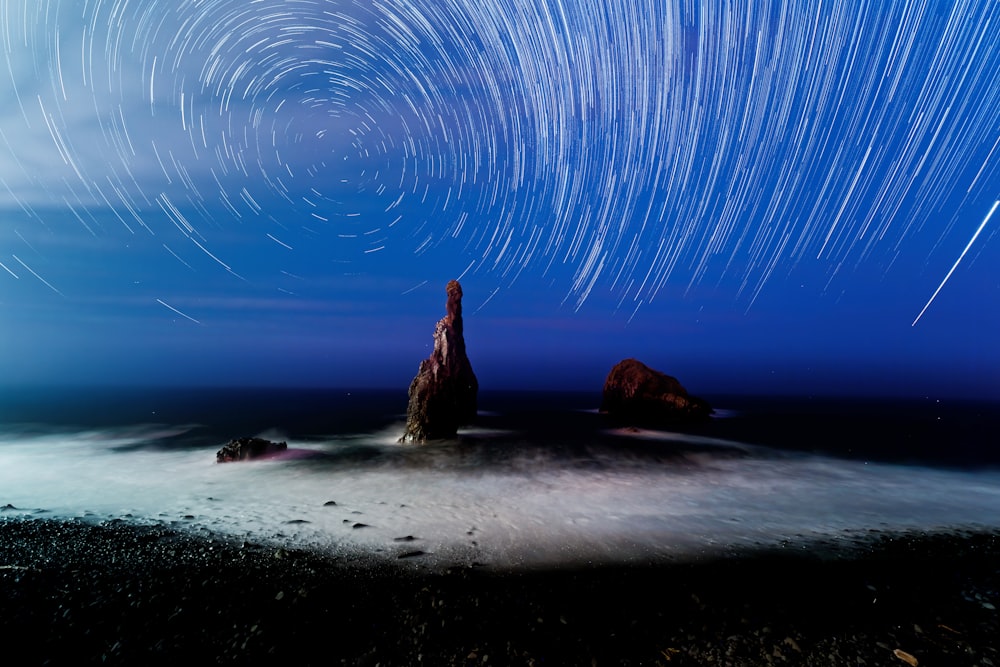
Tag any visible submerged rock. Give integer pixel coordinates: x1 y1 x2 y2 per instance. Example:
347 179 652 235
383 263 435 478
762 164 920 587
399 280 479 443
216 437 288 463
600 358 712 423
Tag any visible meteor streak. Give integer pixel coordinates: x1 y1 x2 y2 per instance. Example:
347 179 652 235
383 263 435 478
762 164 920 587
912 200 999 327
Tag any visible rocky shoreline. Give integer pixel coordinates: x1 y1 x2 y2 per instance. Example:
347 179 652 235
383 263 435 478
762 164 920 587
1 518 998 665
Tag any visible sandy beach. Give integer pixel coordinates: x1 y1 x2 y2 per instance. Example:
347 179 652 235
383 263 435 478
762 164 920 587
1 517 997 666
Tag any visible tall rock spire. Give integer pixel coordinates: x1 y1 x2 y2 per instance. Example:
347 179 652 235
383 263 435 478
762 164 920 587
399 280 479 443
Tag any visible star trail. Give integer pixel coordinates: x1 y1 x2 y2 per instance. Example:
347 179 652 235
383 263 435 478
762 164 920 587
0 0 998 396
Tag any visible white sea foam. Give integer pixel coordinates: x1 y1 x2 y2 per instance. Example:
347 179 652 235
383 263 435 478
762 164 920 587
2 424 1000 568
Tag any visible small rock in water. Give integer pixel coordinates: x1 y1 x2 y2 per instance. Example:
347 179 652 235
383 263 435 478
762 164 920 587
394 535 418 542
323 500 337 506
352 523 370 529
397 550 426 559
216 437 287 462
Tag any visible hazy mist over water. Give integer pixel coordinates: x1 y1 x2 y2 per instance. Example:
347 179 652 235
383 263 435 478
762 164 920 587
2 389 999 569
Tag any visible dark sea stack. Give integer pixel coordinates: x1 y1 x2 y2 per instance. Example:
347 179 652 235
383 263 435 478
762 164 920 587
400 280 479 443
600 358 712 423
216 437 288 462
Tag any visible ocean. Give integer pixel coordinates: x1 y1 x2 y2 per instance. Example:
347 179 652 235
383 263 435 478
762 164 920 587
2 388 999 569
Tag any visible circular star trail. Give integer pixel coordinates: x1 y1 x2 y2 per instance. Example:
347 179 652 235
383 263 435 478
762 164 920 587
1 0 998 315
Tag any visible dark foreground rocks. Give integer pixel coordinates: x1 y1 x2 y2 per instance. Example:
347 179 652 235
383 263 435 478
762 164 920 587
216 437 287 462
400 280 479 443
1 518 998 666
601 358 712 423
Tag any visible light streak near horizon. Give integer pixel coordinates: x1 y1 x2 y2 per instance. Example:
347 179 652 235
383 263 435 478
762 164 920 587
912 200 999 327
0 259 19 279
155 298 201 325
11 254 63 296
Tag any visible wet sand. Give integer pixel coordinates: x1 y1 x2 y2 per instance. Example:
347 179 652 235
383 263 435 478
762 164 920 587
1 517 998 665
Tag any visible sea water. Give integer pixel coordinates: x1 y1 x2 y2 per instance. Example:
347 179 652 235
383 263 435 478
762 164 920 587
1 388 999 568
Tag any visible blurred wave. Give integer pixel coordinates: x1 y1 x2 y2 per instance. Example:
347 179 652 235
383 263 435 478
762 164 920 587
1 389 999 568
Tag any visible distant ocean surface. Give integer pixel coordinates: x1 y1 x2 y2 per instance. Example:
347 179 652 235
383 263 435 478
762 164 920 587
2 388 999 568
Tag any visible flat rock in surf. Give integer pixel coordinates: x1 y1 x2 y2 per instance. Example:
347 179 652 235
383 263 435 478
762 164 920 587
216 436 288 463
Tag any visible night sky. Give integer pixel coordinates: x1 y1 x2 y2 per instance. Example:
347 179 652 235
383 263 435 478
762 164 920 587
1 1 998 399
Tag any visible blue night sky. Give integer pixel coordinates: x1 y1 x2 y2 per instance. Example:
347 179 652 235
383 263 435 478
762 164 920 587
0 1 998 398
